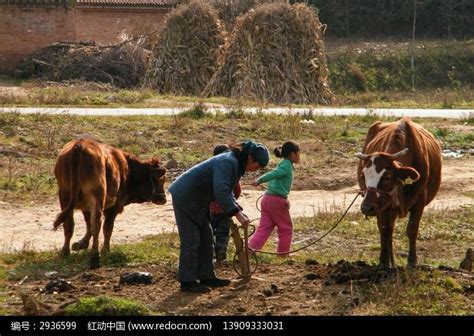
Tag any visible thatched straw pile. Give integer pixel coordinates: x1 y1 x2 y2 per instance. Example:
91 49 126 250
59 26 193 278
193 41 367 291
17 42 80 79
18 41 147 88
203 2 334 104
143 1 224 96
56 43 146 88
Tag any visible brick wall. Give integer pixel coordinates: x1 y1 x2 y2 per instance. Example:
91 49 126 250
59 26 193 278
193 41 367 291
75 8 167 45
0 5 169 71
0 6 75 70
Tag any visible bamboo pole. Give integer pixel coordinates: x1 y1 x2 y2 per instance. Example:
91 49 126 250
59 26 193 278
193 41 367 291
230 221 251 279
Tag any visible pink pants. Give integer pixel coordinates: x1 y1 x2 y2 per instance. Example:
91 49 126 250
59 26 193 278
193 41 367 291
249 194 293 254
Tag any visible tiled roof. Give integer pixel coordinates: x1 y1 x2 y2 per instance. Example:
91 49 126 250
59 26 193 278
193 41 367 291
0 0 178 7
76 0 177 7
0 0 69 6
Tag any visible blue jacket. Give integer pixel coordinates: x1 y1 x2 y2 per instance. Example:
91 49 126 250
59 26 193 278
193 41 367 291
168 151 242 217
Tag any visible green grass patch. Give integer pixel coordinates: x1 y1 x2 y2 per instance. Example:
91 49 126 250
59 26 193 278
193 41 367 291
2 249 90 281
0 233 180 281
110 233 179 266
357 269 471 315
178 103 209 119
0 267 7 282
64 296 151 316
0 265 11 315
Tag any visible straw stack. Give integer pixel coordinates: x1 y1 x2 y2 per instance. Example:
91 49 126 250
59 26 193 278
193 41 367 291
203 2 334 104
144 1 224 96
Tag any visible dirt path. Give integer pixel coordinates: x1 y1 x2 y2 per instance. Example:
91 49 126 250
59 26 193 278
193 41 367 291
0 157 472 253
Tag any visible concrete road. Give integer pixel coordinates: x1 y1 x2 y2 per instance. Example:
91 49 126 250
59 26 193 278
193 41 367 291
0 107 473 118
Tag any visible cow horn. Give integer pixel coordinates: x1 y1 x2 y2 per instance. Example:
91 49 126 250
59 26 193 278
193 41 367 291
355 153 369 160
390 148 409 160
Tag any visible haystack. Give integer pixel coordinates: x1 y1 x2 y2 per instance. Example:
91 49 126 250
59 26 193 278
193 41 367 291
143 1 224 96
203 3 334 104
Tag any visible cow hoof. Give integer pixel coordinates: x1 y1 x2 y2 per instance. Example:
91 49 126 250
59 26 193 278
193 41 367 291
89 260 100 269
407 262 417 269
377 263 393 271
72 240 89 251
407 256 417 269
100 248 110 256
89 255 100 269
60 249 70 258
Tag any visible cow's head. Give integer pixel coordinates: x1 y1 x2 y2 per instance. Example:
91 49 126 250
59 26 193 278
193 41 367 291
355 148 420 216
149 159 167 205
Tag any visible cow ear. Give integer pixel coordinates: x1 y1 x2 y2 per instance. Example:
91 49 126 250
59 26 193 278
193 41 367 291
153 166 167 177
396 167 420 185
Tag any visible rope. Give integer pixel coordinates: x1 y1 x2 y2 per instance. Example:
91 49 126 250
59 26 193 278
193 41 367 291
230 191 362 276
252 192 361 255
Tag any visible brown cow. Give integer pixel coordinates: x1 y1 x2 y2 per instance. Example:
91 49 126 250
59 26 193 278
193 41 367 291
356 118 442 268
53 138 167 268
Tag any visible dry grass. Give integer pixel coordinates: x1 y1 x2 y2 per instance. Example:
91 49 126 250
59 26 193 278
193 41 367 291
18 41 147 89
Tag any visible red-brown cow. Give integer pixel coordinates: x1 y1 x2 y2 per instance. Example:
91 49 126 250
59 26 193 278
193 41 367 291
356 118 442 268
53 138 167 268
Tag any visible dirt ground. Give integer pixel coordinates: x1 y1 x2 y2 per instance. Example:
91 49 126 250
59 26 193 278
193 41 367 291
0 156 473 253
9 258 474 316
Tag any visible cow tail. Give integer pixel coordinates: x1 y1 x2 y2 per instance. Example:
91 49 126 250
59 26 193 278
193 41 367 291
53 143 83 230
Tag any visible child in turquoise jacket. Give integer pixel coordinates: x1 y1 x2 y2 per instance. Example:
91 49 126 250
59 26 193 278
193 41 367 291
249 141 300 256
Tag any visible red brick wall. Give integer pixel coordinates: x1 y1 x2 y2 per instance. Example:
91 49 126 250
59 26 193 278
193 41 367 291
0 5 169 71
75 8 168 45
0 6 76 71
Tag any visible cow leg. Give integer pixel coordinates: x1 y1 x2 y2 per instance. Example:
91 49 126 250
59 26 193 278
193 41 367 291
407 200 424 268
377 209 397 268
59 190 74 257
89 200 104 269
72 211 92 251
101 208 118 254
61 216 75 257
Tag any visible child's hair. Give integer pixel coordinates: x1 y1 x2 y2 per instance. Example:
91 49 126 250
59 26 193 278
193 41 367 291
213 144 230 156
274 141 300 158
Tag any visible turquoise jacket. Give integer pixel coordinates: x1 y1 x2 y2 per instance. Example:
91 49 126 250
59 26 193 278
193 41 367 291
257 159 294 198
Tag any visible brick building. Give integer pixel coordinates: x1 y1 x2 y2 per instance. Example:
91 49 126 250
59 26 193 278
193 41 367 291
0 0 177 72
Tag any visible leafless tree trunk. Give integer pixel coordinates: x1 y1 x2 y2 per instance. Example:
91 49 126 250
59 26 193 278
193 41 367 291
410 0 417 90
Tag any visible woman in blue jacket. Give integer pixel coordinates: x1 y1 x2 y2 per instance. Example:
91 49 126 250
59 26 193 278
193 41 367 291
168 141 269 293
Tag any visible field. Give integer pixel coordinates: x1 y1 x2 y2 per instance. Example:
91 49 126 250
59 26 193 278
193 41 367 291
0 110 473 316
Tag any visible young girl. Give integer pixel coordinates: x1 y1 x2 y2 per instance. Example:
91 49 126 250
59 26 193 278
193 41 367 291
249 141 300 256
